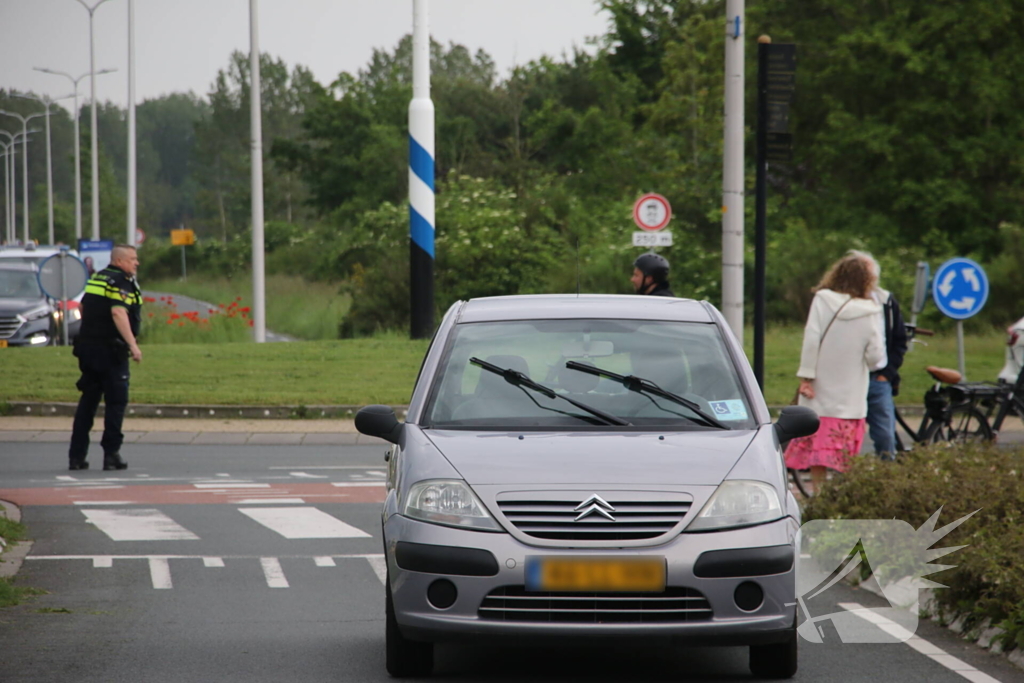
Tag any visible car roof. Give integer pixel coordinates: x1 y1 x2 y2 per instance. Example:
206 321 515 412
458 294 715 324
0 262 40 272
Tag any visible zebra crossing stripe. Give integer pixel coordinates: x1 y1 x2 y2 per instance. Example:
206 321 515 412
261 557 289 588
149 558 173 589
238 507 371 539
82 508 199 541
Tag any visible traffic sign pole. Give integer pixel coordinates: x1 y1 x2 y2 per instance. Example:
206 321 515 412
60 250 68 346
932 257 989 381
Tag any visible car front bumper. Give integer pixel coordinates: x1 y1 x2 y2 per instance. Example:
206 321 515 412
385 514 799 645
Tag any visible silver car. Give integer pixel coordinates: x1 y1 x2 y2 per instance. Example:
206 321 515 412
356 294 818 678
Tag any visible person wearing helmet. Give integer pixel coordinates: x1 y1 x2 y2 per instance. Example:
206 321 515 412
631 253 674 297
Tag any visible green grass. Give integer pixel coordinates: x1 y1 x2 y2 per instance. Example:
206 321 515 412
0 326 1008 407
144 275 351 341
745 325 1009 406
0 338 430 406
0 518 36 609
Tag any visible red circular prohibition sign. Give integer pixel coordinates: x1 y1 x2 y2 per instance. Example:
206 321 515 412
633 193 672 231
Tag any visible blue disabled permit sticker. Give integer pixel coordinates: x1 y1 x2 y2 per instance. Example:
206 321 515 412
708 399 748 421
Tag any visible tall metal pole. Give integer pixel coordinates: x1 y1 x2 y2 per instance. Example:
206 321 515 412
753 36 770 391
0 112 44 244
249 0 267 343
721 0 745 341
36 68 115 244
0 144 9 243
14 94 72 245
409 0 435 339
76 0 112 241
127 0 137 246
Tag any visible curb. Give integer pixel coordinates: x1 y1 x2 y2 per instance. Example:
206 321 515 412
5 402 410 420
0 499 32 580
851 574 1023 671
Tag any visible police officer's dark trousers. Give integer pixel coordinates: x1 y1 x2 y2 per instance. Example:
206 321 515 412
69 342 130 463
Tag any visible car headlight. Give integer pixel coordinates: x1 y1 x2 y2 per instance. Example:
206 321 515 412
686 480 783 532
403 479 503 532
20 305 52 322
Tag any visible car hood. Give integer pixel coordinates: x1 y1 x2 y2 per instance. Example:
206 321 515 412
0 298 46 315
424 429 757 486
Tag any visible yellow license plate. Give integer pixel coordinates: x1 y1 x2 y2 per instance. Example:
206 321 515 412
0 339 7 348
526 557 666 592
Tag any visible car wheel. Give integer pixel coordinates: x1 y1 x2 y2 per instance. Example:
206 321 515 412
749 617 797 679
386 577 433 678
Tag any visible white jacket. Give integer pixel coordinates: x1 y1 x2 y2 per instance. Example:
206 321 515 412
796 289 886 420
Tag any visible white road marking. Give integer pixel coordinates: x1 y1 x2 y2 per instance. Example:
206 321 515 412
56 476 76 481
239 507 371 539
203 557 225 568
315 556 336 567
193 483 271 489
838 603 1003 682
330 482 386 488
149 558 172 589
82 509 199 541
365 555 387 585
74 501 137 506
93 557 113 568
216 473 232 477
289 472 328 479
261 557 289 588
268 466 381 470
232 498 305 505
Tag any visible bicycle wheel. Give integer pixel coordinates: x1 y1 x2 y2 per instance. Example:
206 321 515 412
787 468 810 498
922 405 993 444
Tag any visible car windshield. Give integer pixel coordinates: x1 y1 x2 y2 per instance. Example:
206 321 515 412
424 319 756 430
0 270 42 299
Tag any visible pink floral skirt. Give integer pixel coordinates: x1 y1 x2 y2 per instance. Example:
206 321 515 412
784 417 865 472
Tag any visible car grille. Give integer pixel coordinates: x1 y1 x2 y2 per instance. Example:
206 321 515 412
497 496 692 541
478 586 713 624
0 316 22 340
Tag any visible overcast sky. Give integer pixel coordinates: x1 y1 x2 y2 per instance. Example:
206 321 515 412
0 0 610 114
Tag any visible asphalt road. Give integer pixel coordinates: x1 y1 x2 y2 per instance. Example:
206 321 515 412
1 442 1022 683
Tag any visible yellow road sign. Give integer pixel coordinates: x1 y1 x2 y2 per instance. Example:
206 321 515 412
171 229 195 246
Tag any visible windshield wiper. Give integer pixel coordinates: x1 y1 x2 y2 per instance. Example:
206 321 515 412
564 361 728 429
469 357 630 427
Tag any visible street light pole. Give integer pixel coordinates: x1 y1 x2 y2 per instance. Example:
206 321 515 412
0 142 10 243
0 111 45 244
34 67 116 243
74 0 113 241
127 0 137 246
249 0 266 343
14 93 75 245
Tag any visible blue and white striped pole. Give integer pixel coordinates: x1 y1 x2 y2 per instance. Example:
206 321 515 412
409 0 435 339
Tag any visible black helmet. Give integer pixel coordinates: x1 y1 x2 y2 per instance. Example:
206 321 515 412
633 253 669 284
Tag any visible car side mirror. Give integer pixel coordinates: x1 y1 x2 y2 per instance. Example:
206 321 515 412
355 405 404 445
773 406 819 446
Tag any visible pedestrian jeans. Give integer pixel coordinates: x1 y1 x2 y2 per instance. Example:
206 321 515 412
866 375 896 459
69 344 130 462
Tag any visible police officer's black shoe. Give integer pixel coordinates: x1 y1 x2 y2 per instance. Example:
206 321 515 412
103 454 128 471
69 461 89 471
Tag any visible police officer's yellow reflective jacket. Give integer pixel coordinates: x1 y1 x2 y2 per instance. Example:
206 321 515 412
78 266 143 345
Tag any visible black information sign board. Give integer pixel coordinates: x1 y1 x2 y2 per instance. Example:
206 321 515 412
764 43 796 161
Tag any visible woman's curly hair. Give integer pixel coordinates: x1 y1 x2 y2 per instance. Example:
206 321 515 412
814 254 875 299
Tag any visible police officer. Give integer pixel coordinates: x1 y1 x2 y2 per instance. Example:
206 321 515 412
68 245 143 471
631 253 674 297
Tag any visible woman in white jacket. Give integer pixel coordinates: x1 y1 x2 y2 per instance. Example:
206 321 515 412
785 254 886 493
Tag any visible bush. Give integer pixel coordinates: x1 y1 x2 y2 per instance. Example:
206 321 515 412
804 444 1024 648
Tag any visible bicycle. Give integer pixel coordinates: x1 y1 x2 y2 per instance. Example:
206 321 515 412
894 325 993 451
937 348 1024 443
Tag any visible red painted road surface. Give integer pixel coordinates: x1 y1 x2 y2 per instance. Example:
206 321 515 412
0 482 387 507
